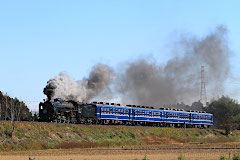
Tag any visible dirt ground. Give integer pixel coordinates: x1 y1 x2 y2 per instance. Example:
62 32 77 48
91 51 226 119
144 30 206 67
1 143 240 160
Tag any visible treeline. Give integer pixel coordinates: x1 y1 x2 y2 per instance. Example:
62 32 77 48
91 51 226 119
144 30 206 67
204 96 240 134
0 91 33 121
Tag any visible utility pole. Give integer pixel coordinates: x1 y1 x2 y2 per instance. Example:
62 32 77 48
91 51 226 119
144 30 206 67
200 66 207 106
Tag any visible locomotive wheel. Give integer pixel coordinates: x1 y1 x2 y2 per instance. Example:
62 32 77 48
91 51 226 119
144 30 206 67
86 118 93 124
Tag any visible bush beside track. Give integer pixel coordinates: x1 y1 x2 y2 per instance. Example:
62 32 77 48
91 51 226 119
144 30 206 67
0 121 240 151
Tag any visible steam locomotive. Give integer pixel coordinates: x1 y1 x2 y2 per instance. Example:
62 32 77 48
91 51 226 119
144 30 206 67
39 98 213 128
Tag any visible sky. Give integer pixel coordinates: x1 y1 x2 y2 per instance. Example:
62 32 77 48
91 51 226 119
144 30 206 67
0 0 240 111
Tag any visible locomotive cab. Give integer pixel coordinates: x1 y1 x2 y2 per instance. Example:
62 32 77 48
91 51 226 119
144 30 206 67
78 104 97 124
81 104 97 118
39 101 54 122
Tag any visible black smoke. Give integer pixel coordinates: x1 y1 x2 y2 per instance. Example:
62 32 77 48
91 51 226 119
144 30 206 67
117 26 230 106
44 26 231 107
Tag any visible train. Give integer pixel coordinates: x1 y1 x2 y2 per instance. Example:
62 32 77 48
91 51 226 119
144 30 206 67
39 98 213 128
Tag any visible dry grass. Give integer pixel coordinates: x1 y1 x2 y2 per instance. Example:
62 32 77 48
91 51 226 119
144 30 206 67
55 141 112 149
0 148 240 160
144 133 181 145
1 143 240 160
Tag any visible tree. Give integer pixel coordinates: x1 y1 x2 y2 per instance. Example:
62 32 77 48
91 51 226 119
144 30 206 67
205 96 240 135
0 91 34 138
32 111 39 121
0 91 33 121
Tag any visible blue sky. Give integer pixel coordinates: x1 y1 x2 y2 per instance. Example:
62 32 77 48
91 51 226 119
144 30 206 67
0 0 240 111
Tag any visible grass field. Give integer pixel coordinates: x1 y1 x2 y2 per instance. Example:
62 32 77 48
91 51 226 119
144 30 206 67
1 122 240 159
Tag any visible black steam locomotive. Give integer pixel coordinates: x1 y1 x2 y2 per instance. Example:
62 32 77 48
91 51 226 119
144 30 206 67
39 98 97 124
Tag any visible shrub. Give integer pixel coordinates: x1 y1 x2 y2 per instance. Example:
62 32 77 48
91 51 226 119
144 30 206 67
219 156 227 160
178 154 185 160
233 154 240 160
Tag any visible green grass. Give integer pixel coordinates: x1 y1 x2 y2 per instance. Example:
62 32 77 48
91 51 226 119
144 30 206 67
0 121 240 151
178 154 185 160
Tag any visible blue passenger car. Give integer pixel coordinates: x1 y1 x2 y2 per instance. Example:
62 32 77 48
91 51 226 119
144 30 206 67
96 103 132 124
165 110 191 125
132 107 162 123
93 101 213 128
190 112 213 126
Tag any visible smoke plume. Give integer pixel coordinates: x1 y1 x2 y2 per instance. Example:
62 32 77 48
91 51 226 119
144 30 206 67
43 26 230 105
43 64 113 102
118 26 230 106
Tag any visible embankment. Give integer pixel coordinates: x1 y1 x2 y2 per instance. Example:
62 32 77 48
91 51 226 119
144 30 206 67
0 122 239 151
